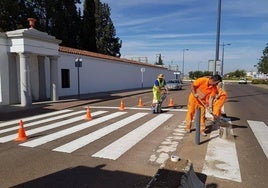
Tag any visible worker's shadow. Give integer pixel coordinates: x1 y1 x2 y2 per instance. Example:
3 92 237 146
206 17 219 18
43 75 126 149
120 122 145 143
163 104 187 109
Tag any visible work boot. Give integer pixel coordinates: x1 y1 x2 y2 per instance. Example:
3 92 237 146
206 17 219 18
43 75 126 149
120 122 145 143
185 121 192 133
200 131 207 137
200 124 207 136
185 129 191 133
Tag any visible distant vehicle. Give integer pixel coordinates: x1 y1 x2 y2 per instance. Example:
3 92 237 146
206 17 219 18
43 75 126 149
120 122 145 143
238 78 247 84
166 79 183 90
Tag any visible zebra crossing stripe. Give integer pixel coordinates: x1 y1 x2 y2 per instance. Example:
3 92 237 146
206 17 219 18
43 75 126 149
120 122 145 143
19 112 127 148
0 109 72 128
89 106 188 112
202 124 241 182
53 112 148 153
92 113 173 160
0 110 86 134
0 111 107 143
247 120 268 158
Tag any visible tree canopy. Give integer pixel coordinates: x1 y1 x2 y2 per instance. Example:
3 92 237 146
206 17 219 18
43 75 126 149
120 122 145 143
0 0 121 57
257 43 268 74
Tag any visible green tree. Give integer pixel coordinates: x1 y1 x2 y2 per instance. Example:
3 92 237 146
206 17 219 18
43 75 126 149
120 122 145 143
257 43 268 73
155 54 163 65
0 0 121 56
0 0 35 31
95 0 121 57
188 71 213 79
80 0 97 52
51 0 81 48
225 69 246 78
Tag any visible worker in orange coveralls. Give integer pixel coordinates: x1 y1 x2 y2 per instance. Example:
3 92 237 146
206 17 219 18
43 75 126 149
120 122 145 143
213 82 227 119
185 75 222 136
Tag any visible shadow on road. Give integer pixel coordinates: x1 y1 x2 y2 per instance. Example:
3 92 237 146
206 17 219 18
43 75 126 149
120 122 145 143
10 162 211 188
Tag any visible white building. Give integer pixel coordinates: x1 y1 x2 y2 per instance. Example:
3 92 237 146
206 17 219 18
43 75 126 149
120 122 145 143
0 20 175 107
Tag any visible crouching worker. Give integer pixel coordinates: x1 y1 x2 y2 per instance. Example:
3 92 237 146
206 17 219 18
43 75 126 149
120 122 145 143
185 75 222 136
213 82 227 120
151 74 168 113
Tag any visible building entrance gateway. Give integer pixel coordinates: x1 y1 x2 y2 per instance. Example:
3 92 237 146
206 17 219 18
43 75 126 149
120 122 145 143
0 18 61 106
0 19 176 107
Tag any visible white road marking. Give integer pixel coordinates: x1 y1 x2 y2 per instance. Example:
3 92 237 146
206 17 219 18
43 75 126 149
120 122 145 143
247 120 268 158
202 122 242 182
53 113 148 153
88 106 188 112
92 113 173 160
19 112 126 147
0 111 107 143
0 109 72 128
0 110 85 133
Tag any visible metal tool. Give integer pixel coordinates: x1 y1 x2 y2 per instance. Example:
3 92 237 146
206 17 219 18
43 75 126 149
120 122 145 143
151 92 167 113
196 97 232 139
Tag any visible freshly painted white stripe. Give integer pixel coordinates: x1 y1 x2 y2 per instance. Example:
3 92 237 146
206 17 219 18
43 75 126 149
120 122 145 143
202 124 241 182
0 110 85 134
0 111 107 143
92 113 173 160
88 106 188 112
19 112 126 147
0 109 72 128
247 120 268 158
53 113 148 153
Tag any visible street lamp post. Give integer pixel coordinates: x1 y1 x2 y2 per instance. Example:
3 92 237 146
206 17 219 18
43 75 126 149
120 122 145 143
214 0 222 75
75 58 82 98
182 48 189 78
140 67 145 88
198 61 202 71
221 43 231 76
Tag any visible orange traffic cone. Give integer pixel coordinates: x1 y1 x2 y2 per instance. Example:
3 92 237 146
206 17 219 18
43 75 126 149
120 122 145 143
138 97 143 107
15 120 27 141
119 100 125 111
85 106 92 120
168 97 174 107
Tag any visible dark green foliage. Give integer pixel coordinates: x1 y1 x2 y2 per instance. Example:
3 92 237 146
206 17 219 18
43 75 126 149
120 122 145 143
0 0 35 31
257 43 268 74
225 70 246 78
95 0 121 57
80 0 97 51
188 71 213 79
0 0 121 57
155 54 164 65
251 79 268 85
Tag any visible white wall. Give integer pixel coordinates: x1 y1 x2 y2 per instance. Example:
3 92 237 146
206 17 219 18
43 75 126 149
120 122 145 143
57 52 175 97
1 29 176 105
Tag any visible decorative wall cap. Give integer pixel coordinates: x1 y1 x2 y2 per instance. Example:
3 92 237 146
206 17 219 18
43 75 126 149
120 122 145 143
6 28 61 44
27 18 36 29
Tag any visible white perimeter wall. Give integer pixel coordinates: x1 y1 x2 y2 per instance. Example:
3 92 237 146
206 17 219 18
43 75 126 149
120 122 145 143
57 52 175 97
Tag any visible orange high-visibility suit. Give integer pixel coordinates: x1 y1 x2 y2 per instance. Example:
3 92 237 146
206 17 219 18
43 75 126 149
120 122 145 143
213 84 227 117
185 77 218 133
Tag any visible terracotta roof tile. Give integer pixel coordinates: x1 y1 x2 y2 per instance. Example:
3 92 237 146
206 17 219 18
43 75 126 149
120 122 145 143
59 46 166 69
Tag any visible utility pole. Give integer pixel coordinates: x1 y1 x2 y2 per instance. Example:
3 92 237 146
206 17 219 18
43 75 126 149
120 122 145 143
214 0 222 75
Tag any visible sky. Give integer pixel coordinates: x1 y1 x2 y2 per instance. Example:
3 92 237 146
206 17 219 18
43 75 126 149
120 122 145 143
84 0 268 74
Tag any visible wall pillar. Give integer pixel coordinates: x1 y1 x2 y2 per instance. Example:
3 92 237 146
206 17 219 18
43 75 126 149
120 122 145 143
19 53 32 106
50 56 59 101
38 56 47 100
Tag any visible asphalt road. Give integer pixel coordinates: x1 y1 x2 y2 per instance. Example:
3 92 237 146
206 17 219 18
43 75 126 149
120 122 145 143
0 82 267 188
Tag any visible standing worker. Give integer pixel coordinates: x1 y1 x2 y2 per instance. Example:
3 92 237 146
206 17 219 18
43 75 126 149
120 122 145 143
213 82 227 119
152 74 168 113
185 75 222 136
